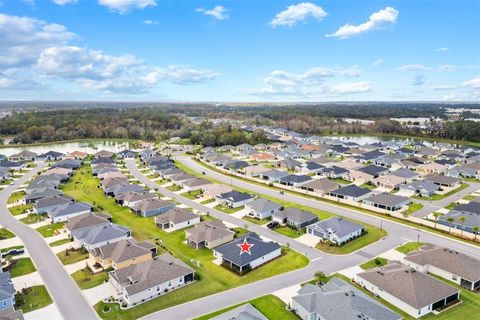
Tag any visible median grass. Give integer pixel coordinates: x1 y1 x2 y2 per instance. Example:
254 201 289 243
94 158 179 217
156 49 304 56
15 285 53 314
62 164 308 319
360 257 388 270
193 294 297 320
395 242 425 254
8 257 36 278
72 267 109 290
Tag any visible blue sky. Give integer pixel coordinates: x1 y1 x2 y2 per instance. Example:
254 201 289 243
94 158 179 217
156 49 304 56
0 0 479 101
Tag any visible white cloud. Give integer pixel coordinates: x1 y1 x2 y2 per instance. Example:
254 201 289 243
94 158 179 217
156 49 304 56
327 7 398 39
52 0 77 5
196 5 229 21
98 0 156 14
270 2 327 27
373 59 384 66
412 74 426 86
439 64 457 72
397 64 429 72
0 12 219 93
142 19 158 25
247 66 369 98
435 47 449 52
462 76 480 89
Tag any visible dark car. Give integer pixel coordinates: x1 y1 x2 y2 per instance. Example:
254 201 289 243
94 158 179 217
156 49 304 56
1 248 25 258
267 221 279 229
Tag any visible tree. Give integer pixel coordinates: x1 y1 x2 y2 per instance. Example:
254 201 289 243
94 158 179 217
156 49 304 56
313 271 328 285
432 212 443 229
473 226 480 241
447 217 455 233
458 216 466 237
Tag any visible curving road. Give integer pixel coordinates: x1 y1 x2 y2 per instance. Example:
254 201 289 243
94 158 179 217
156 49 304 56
0 163 98 320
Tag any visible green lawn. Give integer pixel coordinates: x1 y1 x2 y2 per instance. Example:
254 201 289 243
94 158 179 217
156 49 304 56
9 204 32 216
0 228 15 240
35 223 65 237
232 227 250 238
72 267 109 290
241 216 269 225
166 184 183 192
315 226 387 254
214 204 244 214
360 257 388 270
7 257 37 278
413 183 469 200
330 177 352 185
61 164 308 319
360 183 376 190
8 191 25 204
403 202 423 216
20 213 46 225
200 198 215 205
57 247 89 265
193 294 297 320
275 226 305 238
181 189 203 200
49 238 73 247
15 285 53 314
395 242 425 254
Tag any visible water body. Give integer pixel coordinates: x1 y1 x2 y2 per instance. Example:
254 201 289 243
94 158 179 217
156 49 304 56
324 135 435 147
0 140 130 156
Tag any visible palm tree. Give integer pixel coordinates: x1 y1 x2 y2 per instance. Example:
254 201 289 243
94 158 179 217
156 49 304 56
447 217 455 234
473 226 480 242
458 216 466 237
432 212 443 229
314 271 328 285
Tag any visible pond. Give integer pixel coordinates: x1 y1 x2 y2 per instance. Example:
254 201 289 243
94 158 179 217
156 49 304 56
0 140 130 156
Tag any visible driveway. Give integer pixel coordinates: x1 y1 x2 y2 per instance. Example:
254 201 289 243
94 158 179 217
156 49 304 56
0 163 98 320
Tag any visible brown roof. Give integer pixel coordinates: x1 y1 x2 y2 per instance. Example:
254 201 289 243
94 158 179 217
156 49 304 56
154 208 199 225
404 244 480 282
185 220 234 243
301 178 339 192
90 239 154 264
65 213 110 231
357 262 459 309
119 191 156 203
95 150 115 158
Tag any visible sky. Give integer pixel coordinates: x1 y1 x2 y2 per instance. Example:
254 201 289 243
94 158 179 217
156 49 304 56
0 0 479 102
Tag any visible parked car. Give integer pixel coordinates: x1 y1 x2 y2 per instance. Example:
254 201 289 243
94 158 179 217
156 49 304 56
1 248 25 258
267 221 279 229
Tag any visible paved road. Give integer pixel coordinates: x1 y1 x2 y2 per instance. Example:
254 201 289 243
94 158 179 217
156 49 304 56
176 156 480 259
128 158 480 320
412 182 480 217
0 164 98 320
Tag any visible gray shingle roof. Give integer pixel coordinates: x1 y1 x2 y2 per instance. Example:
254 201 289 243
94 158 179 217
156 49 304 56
210 303 268 320
364 193 410 207
330 185 372 198
292 278 401 320
246 198 282 213
307 217 364 238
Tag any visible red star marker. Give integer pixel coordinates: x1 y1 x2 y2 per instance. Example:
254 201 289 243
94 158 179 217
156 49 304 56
237 238 254 255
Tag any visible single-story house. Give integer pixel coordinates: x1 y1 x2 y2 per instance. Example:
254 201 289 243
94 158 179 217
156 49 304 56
391 168 419 182
109 253 195 306
202 184 233 199
363 193 411 211
373 174 407 190
72 223 131 251
131 198 176 217
210 303 267 320
417 162 447 176
215 191 255 208
245 198 283 219
154 208 200 231
439 202 480 234
119 191 156 207
94 150 115 158
9 150 37 162
0 271 15 311
212 233 281 274
329 185 373 202
348 170 375 185
88 239 155 271
318 166 349 179
25 189 64 204
65 213 111 235
49 201 93 223
292 278 401 320
403 244 480 291
185 220 235 249
306 217 364 245
279 174 312 187
181 178 212 192
424 174 461 188
399 181 439 197
261 170 289 183
272 208 318 230
241 165 271 177
355 262 460 318
300 178 339 195
33 195 74 214
117 150 136 159
35 151 64 161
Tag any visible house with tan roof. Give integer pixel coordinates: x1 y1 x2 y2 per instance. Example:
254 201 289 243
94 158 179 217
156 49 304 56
403 244 480 291
249 153 276 162
155 208 201 231
373 174 407 190
416 162 447 176
355 262 460 318
181 178 212 192
201 184 233 199
185 220 235 249
300 178 339 195
66 151 88 160
241 165 270 177
88 239 156 271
